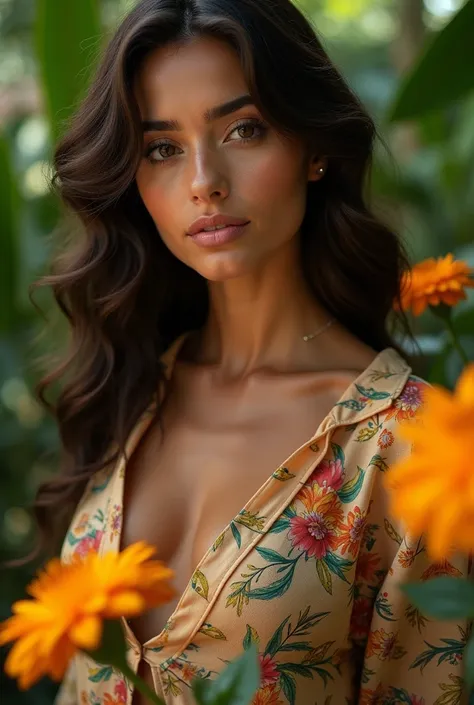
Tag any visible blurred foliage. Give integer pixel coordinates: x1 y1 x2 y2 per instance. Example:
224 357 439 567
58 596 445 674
0 0 473 702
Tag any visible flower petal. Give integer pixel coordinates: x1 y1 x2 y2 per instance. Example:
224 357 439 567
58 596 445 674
69 615 102 650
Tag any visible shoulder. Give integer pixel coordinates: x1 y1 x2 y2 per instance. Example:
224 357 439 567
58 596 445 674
332 372 430 471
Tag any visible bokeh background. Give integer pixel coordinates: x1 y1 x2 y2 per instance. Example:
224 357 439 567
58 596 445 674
0 0 473 702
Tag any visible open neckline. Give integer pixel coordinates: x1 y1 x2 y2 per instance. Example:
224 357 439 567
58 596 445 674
107 334 411 653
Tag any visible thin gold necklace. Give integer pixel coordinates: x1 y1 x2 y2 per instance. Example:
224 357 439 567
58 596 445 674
302 317 336 342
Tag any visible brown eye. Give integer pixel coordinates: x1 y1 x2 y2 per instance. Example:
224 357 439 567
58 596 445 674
237 124 255 139
157 144 176 159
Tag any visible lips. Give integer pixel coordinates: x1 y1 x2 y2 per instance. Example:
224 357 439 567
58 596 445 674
187 214 250 236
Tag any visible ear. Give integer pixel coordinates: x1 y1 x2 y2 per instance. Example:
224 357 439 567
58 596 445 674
307 156 328 182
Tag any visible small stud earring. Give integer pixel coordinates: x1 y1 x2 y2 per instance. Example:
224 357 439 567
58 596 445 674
318 166 325 174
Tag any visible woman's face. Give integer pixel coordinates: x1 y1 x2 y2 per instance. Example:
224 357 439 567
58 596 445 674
134 36 323 282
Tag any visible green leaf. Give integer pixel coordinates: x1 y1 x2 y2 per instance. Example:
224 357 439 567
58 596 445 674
86 619 127 671
35 0 102 141
403 578 474 620
0 133 20 333
388 0 474 121
192 645 260 705
464 634 474 691
192 678 213 705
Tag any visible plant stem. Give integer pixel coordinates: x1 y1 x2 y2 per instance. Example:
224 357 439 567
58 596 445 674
444 315 470 366
120 661 165 705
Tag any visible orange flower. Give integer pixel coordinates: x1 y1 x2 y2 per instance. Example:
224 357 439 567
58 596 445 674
385 364 474 560
397 253 474 316
335 506 367 556
0 542 174 689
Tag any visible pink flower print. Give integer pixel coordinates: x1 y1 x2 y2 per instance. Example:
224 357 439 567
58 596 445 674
74 530 104 558
310 458 345 491
289 512 338 559
114 680 127 703
259 654 279 685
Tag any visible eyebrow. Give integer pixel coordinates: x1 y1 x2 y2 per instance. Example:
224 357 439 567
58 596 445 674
142 94 254 132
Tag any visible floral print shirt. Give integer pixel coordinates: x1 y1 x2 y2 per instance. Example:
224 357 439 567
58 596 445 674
55 338 469 705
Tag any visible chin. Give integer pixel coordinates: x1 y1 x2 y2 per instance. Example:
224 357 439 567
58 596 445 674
194 251 258 282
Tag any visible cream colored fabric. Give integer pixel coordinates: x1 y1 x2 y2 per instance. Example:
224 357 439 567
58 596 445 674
54 339 469 705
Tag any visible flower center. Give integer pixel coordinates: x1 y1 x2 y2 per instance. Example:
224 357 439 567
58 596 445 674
307 513 327 540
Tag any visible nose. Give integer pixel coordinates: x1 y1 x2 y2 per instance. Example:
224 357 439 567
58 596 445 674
189 147 229 204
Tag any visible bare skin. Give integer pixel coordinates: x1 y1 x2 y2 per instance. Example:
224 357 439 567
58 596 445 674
127 35 377 703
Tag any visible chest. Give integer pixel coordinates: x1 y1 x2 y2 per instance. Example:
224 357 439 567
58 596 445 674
120 373 355 643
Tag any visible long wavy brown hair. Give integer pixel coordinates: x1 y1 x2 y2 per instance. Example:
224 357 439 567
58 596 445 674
31 0 413 559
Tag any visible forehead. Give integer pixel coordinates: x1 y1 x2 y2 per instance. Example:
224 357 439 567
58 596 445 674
134 37 249 118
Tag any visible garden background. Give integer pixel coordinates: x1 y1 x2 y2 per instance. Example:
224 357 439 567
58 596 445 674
1 0 473 702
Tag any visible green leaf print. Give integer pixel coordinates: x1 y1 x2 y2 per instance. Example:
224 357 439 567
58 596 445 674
87 665 113 683
256 546 294 564
247 565 296 600
410 636 465 672
243 625 260 650
191 569 210 600
230 521 242 549
273 466 296 481
375 592 396 622
316 559 332 595
269 517 291 534
337 466 365 503
337 399 366 411
370 454 389 472
324 552 353 583
355 384 392 401
212 532 225 551
280 671 297 705
384 518 402 545
330 442 345 466
264 616 290 657
199 624 227 640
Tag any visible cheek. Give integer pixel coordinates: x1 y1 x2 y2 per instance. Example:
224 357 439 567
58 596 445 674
251 151 306 203
247 147 308 236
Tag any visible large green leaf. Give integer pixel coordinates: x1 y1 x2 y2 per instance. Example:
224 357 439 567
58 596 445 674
35 0 102 141
388 0 474 122
0 132 21 333
403 578 474 620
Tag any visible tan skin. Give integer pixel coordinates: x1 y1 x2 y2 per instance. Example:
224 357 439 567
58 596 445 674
126 36 377 702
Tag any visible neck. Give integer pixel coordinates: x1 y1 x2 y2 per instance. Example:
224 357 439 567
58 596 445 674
193 242 334 378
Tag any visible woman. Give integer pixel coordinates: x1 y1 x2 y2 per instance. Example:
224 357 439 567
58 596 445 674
34 0 468 704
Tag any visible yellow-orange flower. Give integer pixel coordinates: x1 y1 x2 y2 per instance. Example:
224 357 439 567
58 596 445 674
385 364 474 560
0 541 174 689
397 253 474 316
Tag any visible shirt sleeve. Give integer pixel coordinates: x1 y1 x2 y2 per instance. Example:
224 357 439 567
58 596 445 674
349 412 470 705
54 658 78 705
